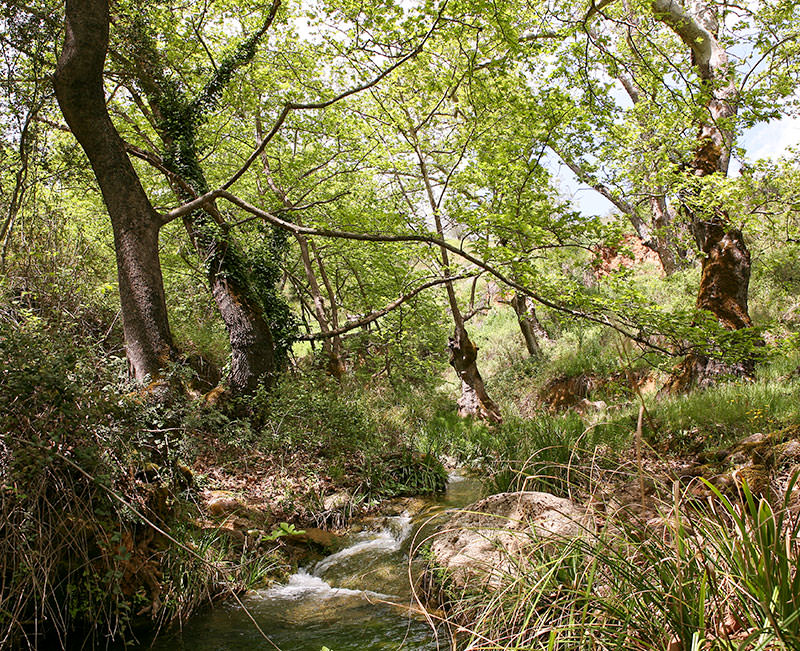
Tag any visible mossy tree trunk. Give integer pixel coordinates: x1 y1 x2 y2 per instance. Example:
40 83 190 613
122 11 283 393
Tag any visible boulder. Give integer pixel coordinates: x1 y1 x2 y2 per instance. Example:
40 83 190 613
205 490 244 517
426 491 587 591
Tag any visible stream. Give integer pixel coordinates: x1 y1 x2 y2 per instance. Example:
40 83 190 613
138 472 482 650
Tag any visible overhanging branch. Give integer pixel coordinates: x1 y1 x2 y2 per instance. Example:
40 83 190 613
298 274 475 341
176 189 674 355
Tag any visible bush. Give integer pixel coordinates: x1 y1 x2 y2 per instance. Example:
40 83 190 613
251 370 377 455
0 316 267 647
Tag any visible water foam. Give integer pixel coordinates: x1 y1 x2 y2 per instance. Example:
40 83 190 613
256 570 391 602
312 514 412 577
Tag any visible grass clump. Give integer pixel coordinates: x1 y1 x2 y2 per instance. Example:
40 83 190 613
433 473 800 651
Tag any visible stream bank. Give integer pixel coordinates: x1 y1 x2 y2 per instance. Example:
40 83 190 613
132 472 483 650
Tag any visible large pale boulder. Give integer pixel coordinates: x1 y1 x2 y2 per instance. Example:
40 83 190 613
426 491 587 591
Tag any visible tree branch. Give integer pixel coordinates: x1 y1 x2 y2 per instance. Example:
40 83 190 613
298 274 475 340
218 4 447 192
179 189 675 355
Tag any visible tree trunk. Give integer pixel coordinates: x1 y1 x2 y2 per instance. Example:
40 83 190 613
665 219 754 392
649 194 681 275
653 0 754 390
293 232 346 377
309 238 347 378
53 0 175 382
256 130 345 378
412 139 501 423
511 292 544 357
188 214 277 393
124 31 279 394
449 322 503 423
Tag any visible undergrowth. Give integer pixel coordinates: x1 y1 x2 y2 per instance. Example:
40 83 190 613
0 317 275 649
428 473 800 651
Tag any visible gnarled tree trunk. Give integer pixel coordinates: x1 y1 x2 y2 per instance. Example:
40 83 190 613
449 322 502 422
54 0 175 382
653 0 754 390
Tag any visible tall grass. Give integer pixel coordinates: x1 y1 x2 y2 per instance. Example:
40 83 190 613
431 474 800 650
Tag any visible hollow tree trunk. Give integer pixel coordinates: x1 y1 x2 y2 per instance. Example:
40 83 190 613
53 0 175 382
511 292 545 357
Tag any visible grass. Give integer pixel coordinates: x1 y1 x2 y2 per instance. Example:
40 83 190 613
428 473 800 651
643 377 800 453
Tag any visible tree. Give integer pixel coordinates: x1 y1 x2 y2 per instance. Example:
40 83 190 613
518 0 799 386
53 0 176 382
650 0 754 388
113 4 286 393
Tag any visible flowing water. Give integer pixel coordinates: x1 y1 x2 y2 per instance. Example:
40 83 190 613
138 472 482 651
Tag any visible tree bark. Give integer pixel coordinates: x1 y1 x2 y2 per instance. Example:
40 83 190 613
653 0 754 390
511 292 545 357
295 232 346 377
53 0 175 382
123 24 279 394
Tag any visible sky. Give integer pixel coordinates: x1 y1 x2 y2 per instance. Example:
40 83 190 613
561 116 800 217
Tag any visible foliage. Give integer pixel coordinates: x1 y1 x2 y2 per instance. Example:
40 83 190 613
373 451 448 496
0 313 276 647
252 370 376 454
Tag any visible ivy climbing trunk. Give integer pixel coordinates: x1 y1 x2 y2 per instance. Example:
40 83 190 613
122 12 283 393
653 0 754 390
54 0 175 383
186 210 277 394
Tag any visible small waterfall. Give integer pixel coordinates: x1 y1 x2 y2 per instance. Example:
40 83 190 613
312 513 413 579
136 473 485 650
